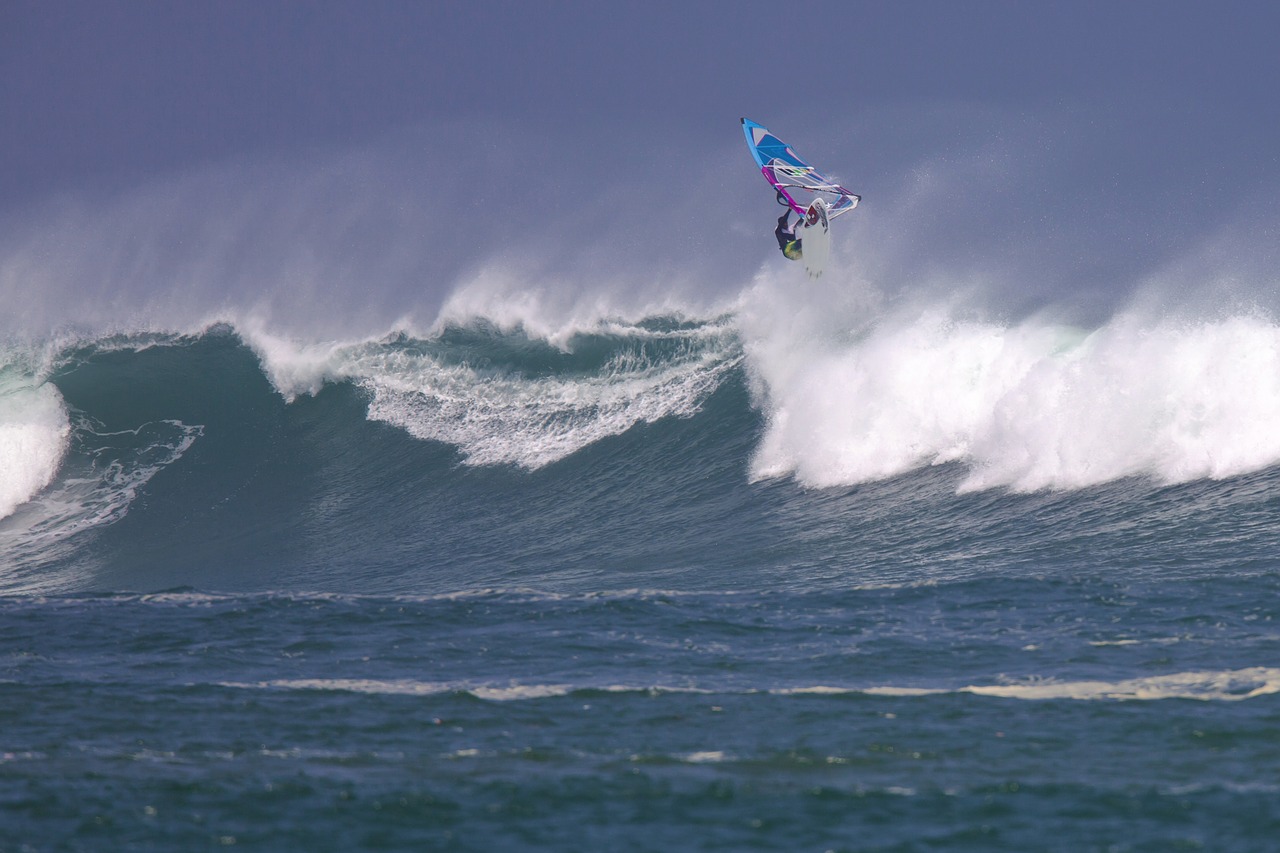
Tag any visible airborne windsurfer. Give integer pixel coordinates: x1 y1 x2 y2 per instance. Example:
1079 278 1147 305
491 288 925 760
742 118 860 276
774 210 802 261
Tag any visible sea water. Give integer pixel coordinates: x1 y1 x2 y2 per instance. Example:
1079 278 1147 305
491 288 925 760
2 296 1280 850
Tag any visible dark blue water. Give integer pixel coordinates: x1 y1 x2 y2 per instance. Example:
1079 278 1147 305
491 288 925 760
2 325 1279 850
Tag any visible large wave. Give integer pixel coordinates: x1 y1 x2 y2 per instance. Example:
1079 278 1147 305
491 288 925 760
0 319 749 592
4 114 1280 592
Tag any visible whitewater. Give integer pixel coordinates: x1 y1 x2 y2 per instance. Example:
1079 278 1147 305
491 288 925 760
4 133 1280 850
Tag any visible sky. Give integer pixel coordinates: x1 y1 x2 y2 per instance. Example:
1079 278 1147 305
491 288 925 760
3 0 1280 335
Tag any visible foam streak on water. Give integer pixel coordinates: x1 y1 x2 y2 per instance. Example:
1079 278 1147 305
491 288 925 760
224 665 1280 703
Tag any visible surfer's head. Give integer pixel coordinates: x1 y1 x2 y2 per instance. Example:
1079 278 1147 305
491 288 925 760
782 240 803 261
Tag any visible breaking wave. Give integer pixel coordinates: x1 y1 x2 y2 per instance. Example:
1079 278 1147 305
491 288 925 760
5 283 1280 594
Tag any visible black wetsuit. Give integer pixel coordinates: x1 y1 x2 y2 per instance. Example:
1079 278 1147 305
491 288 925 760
775 211 801 256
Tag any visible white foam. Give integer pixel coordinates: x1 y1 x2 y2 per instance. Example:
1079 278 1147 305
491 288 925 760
833 667 1280 702
222 679 576 701
741 284 1280 491
962 666 1280 702
239 321 372 402
221 669 1280 704
362 345 739 470
245 318 740 470
0 367 70 521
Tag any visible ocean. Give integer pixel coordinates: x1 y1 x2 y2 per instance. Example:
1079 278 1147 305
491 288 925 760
3 299 1280 851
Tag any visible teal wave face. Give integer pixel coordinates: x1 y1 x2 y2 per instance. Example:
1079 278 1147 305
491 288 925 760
3 322 756 593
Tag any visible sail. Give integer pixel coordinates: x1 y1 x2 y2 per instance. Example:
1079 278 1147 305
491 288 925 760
741 118 861 218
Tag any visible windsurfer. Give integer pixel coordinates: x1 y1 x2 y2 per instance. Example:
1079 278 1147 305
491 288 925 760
775 210 802 260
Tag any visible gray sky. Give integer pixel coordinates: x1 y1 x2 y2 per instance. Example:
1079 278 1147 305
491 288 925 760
4 1 1280 333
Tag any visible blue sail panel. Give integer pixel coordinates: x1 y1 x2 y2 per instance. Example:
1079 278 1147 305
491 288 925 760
741 118 861 218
